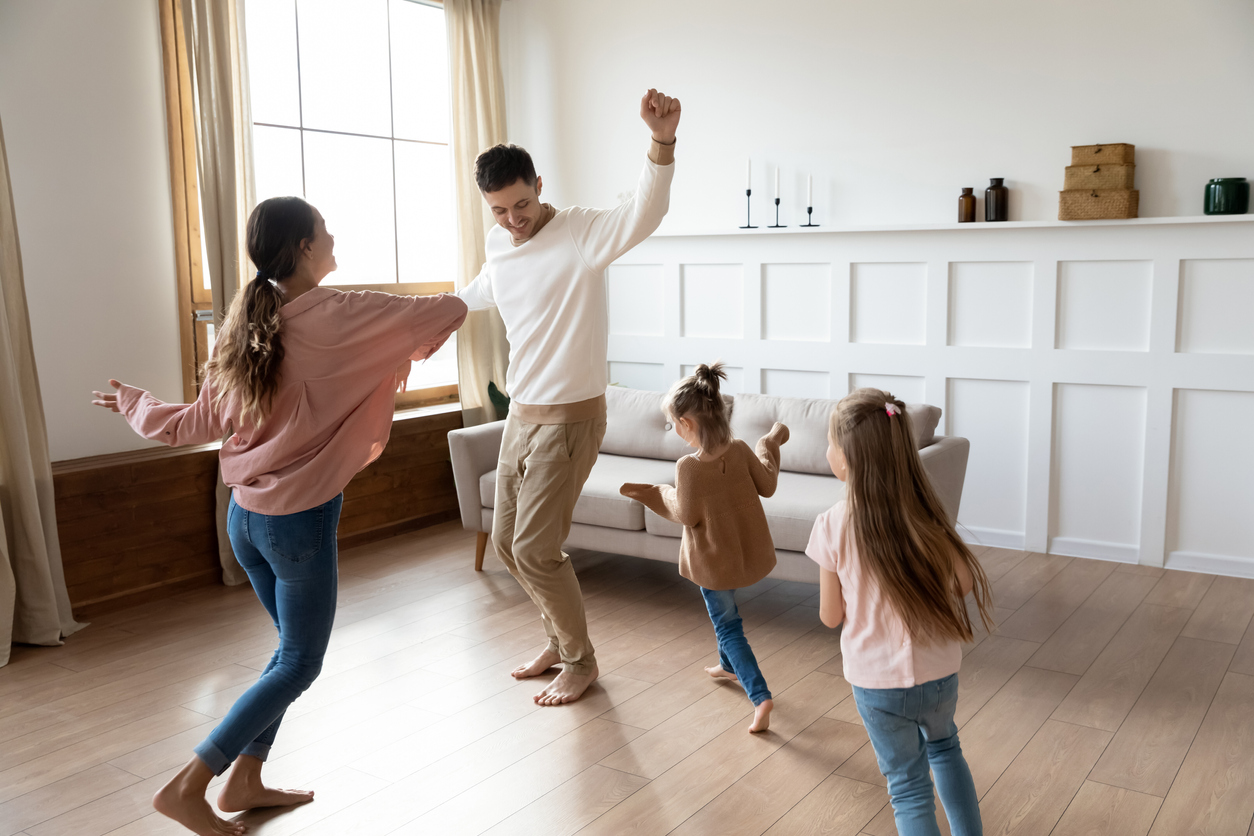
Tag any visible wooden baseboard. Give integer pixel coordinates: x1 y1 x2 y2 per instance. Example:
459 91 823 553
71 568 221 620
337 508 460 552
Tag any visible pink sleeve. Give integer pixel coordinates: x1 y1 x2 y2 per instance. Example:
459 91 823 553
117 379 228 447
805 505 842 574
409 293 468 361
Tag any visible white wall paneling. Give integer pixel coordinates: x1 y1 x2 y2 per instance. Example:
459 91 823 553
605 217 1254 574
606 264 664 336
609 361 665 392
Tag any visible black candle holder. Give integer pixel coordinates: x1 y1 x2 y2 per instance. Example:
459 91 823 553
801 206 819 227
768 197 786 228
739 189 757 229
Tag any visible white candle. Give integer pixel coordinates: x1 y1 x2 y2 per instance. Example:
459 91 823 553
774 167 780 199
746 158 752 191
807 174 813 207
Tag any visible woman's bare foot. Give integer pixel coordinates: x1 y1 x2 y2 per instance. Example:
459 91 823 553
749 699 773 733
706 664 738 682
217 754 313 813
153 758 247 835
534 665 598 706
512 647 561 680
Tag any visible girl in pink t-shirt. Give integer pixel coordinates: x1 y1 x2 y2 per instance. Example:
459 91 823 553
806 388 994 836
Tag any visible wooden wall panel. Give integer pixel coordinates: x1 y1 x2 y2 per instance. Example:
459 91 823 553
52 410 463 618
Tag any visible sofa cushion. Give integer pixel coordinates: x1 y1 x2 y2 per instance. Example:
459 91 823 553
644 470 846 552
480 454 679 531
730 393 941 475
601 386 733 462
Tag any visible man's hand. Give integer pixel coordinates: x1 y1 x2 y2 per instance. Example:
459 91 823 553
91 380 123 413
640 88 680 144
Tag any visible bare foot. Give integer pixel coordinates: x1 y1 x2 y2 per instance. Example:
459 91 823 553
217 777 314 813
706 664 738 682
512 647 561 680
749 699 773 733
534 665 599 706
154 778 247 835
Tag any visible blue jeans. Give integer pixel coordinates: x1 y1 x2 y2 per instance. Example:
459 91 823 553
853 673 982 836
700 588 771 706
193 493 342 775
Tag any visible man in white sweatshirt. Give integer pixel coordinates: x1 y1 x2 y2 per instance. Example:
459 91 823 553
458 88 680 705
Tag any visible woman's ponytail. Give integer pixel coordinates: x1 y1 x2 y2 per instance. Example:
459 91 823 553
204 196 314 427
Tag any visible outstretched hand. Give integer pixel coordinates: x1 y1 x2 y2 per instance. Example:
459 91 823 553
640 88 680 144
620 482 655 499
91 380 123 413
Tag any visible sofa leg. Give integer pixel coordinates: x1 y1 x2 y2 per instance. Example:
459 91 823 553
475 531 488 571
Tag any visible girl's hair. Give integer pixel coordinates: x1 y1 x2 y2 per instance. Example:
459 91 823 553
203 196 314 426
832 387 994 644
664 362 733 452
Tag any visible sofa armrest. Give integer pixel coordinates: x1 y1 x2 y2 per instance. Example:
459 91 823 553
448 420 505 532
919 436 970 525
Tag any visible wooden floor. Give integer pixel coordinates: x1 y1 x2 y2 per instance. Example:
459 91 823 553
3 524 1254 836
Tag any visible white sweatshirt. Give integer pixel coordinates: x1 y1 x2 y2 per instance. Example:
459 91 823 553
457 154 674 410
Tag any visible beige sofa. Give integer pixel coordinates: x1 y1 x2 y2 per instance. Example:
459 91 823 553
448 387 970 583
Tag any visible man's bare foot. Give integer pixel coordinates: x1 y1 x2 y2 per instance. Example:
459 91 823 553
706 664 738 682
217 772 314 813
154 772 247 835
749 699 773 733
534 665 598 706
512 647 561 680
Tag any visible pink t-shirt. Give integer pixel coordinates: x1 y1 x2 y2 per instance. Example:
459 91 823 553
805 499 961 689
118 287 467 516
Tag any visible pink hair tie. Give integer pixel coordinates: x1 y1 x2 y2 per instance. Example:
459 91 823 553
885 402 901 416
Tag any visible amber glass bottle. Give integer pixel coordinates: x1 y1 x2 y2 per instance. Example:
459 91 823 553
985 178 1008 222
958 188 976 222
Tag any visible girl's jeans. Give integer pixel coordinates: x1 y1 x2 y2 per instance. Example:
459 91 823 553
700 587 771 706
853 673 982 836
193 493 342 775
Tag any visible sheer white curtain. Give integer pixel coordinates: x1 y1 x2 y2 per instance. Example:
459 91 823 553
0 115 84 667
447 0 510 426
181 0 256 585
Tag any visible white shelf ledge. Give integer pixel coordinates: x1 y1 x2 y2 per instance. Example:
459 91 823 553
652 214 1254 238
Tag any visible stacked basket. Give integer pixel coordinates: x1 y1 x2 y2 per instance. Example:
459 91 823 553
1059 144 1139 220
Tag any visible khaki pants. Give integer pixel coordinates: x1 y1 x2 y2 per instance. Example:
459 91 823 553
492 413 607 675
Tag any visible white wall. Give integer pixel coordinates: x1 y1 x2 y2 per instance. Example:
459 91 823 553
0 0 184 461
500 0 1254 231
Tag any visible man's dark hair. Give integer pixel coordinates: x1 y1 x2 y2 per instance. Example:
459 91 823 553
475 144 537 193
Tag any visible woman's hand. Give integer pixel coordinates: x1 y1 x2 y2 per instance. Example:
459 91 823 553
91 380 123 413
640 88 680 144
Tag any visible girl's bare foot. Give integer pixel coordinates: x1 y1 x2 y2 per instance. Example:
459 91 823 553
749 699 773 733
153 759 247 835
706 664 738 682
534 665 598 706
512 647 561 679
217 754 313 812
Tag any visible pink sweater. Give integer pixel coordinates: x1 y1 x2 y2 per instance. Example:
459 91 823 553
118 288 467 516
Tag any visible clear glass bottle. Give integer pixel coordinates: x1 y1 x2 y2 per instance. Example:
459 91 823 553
985 178 1008 222
958 188 976 223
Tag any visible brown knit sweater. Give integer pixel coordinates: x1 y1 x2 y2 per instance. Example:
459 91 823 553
620 423 789 590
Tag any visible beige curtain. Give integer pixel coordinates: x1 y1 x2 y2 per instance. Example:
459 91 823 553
181 0 255 585
0 116 85 667
447 0 510 427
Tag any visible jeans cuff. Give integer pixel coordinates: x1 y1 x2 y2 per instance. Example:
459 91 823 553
193 739 232 777
240 740 273 762
749 690 773 707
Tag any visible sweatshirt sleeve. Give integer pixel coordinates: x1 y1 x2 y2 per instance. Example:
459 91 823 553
567 149 675 274
117 379 228 447
455 263 496 312
747 422 789 498
410 292 469 361
620 457 700 526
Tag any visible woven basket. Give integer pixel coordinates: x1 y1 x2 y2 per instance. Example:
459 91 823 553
1065 163 1135 190
1059 189 1139 220
1071 144 1135 165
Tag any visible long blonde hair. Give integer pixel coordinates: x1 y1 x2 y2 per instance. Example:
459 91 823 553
204 197 313 427
832 387 994 644
664 362 733 452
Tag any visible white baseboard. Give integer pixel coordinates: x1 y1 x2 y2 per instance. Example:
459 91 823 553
959 526 1025 551
1166 551 1254 580
1047 536 1139 564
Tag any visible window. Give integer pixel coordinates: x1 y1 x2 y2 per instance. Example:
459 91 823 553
245 0 458 408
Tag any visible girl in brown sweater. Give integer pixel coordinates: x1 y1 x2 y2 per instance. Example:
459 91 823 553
621 363 789 733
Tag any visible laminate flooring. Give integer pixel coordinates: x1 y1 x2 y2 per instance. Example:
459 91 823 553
3 524 1254 835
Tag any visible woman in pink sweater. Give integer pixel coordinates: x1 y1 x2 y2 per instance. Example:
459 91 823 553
91 196 466 836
